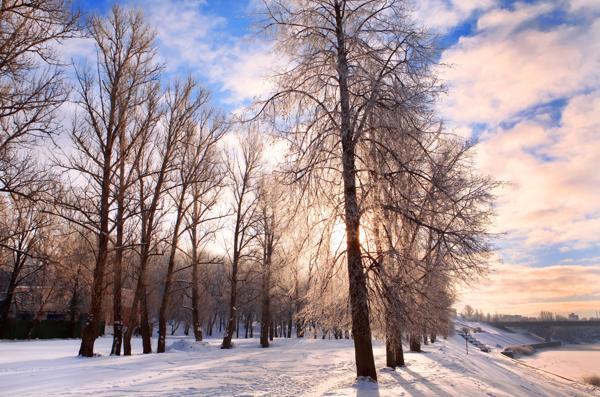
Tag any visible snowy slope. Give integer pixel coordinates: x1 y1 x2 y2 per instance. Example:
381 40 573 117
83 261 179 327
0 335 597 396
456 320 542 349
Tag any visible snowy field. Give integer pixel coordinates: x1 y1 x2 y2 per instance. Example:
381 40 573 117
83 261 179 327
0 335 598 396
520 344 600 382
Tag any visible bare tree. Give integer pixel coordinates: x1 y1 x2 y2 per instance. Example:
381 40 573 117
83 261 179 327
156 80 225 353
123 80 193 356
221 134 262 349
258 0 437 379
256 179 281 348
0 195 53 336
185 110 227 343
58 6 160 357
0 0 77 197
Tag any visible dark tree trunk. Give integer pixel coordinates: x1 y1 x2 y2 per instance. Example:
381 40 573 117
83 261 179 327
386 337 395 368
111 132 128 356
394 336 405 367
259 262 271 347
409 335 421 352
221 269 238 349
333 2 377 381
123 293 138 356
190 244 203 342
140 284 152 354
79 134 115 357
296 319 304 338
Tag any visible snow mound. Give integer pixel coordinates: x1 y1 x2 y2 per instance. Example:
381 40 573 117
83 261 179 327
166 339 210 352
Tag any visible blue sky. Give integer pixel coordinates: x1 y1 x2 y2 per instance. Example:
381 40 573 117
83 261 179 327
69 0 600 316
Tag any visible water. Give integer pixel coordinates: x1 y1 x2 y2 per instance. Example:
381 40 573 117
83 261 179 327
520 344 600 381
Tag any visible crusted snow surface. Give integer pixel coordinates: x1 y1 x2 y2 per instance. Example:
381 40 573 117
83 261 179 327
0 334 597 396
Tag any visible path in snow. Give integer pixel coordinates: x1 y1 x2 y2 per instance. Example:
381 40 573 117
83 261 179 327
0 335 598 396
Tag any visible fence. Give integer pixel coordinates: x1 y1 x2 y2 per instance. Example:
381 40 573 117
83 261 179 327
1 320 104 339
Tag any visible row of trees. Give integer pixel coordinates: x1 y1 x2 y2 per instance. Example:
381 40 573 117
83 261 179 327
1 0 495 382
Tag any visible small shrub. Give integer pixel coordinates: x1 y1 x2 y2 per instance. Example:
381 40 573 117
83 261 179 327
504 344 535 357
583 374 600 387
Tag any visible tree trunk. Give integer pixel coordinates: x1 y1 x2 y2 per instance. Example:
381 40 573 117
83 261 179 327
111 129 127 356
191 249 203 341
385 314 396 368
79 138 114 357
394 336 405 367
409 335 421 352
260 302 270 347
140 285 152 354
157 205 185 353
69 276 80 339
334 2 377 381
221 267 238 349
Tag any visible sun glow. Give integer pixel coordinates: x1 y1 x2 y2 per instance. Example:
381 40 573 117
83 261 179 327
329 221 368 254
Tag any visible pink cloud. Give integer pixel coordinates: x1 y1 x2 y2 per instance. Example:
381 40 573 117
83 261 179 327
458 260 600 317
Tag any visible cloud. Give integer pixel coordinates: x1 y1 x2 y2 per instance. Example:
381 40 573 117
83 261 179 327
458 259 600 317
412 0 495 32
441 1 600 314
139 0 279 105
440 2 600 125
438 1 600 251
475 91 600 251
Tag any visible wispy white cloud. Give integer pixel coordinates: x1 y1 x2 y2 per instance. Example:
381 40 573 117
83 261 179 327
475 90 600 249
412 0 495 32
139 0 280 105
440 4 600 125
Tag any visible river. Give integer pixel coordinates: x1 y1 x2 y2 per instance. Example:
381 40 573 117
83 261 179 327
520 343 600 381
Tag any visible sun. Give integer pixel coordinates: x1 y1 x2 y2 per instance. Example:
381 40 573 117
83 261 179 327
329 220 367 253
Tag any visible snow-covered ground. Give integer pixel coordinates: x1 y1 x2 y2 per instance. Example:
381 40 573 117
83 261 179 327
455 320 541 349
0 334 598 396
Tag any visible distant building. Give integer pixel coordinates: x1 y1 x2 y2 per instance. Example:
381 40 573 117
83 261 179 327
568 313 580 321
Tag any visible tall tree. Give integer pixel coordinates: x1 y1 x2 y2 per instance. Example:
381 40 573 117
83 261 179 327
156 80 225 353
0 196 52 336
185 109 227 343
259 0 435 379
221 134 262 349
0 0 77 197
60 6 160 357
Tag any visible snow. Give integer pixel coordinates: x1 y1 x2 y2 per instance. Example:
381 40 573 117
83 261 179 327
520 344 600 382
0 334 598 396
456 320 542 349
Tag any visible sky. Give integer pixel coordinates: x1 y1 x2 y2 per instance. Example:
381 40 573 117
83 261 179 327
69 0 600 318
